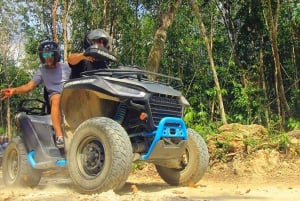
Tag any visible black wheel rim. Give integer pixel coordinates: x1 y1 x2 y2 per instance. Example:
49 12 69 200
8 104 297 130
77 136 105 178
7 149 19 181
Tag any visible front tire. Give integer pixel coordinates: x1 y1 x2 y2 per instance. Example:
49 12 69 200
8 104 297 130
2 137 41 187
156 128 209 185
68 117 133 194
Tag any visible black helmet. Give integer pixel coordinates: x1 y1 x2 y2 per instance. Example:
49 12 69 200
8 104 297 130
38 41 61 65
84 29 109 49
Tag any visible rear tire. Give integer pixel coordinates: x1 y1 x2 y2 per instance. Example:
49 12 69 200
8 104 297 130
156 128 209 185
68 117 133 194
2 137 41 187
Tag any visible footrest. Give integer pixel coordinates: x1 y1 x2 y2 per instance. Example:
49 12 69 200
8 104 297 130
28 150 67 169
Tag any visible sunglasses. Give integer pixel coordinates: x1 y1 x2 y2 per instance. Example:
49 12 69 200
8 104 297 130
93 39 107 46
42 52 54 58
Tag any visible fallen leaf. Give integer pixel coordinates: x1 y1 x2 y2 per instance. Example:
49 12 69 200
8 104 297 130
131 184 138 193
188 182 199 188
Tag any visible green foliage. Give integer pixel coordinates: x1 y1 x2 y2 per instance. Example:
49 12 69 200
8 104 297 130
226 80 262 124
278 134 291 151
0 127 5 134
287 118 300 130
2 0 300 136
269 132 291 153
291 2 300 25
184 107 220 138
4 66 34 108
244 137 259 147
132 161 145 171
25 38 40 55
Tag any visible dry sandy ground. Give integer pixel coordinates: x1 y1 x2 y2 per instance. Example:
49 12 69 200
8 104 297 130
0 150 300 201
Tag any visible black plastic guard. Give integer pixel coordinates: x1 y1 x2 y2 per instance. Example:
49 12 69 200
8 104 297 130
146 139 187 160
16 113 63 169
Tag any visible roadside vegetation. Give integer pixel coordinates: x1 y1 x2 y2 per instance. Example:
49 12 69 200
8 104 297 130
1 1 300 154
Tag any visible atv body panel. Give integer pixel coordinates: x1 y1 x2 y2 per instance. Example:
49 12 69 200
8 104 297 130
61 68 190 162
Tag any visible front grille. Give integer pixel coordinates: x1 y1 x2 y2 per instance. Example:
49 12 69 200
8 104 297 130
149 93 182 126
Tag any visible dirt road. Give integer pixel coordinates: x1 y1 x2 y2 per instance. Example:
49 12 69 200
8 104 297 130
0 153 300 201
0 171 299 201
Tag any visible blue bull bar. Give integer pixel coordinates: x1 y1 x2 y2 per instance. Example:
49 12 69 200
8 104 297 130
141 117 188 160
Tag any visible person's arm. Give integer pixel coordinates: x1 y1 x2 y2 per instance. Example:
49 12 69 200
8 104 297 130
0 80 37 101
68 53 95 66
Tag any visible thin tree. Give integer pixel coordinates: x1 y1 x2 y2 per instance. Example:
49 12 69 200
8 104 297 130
52 0 59 44
216 0 243 69
258 34 270 129
62 0 72 61
188 0 227 124
290 3 300 118
262 0 290 129
146 0 182 74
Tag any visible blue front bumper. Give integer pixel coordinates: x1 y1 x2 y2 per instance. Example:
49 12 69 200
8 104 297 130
141 117 188 160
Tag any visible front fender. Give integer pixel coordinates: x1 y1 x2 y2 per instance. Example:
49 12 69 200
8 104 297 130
61 88 120 135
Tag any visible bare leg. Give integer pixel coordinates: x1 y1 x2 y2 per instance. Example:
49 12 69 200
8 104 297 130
50 94 63 138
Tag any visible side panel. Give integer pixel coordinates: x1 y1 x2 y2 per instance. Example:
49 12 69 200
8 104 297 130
16 113 63 169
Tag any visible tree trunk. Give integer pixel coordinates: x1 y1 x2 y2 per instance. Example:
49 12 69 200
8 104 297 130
263 0 290 129
217 1 242 69
62 0 71 62
291 18 300 118
52 0 59 44
107 0 115 51
259 34 270 129
103 0 108 28
146 0 182 74
188 0 227 124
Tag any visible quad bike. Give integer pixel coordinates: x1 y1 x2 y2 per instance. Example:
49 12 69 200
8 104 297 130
2 47 209 194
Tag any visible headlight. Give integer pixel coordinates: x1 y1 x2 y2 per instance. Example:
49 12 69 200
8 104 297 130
106 82 146 98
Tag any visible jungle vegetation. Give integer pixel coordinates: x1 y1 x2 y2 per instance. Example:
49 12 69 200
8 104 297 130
1 0 300 139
